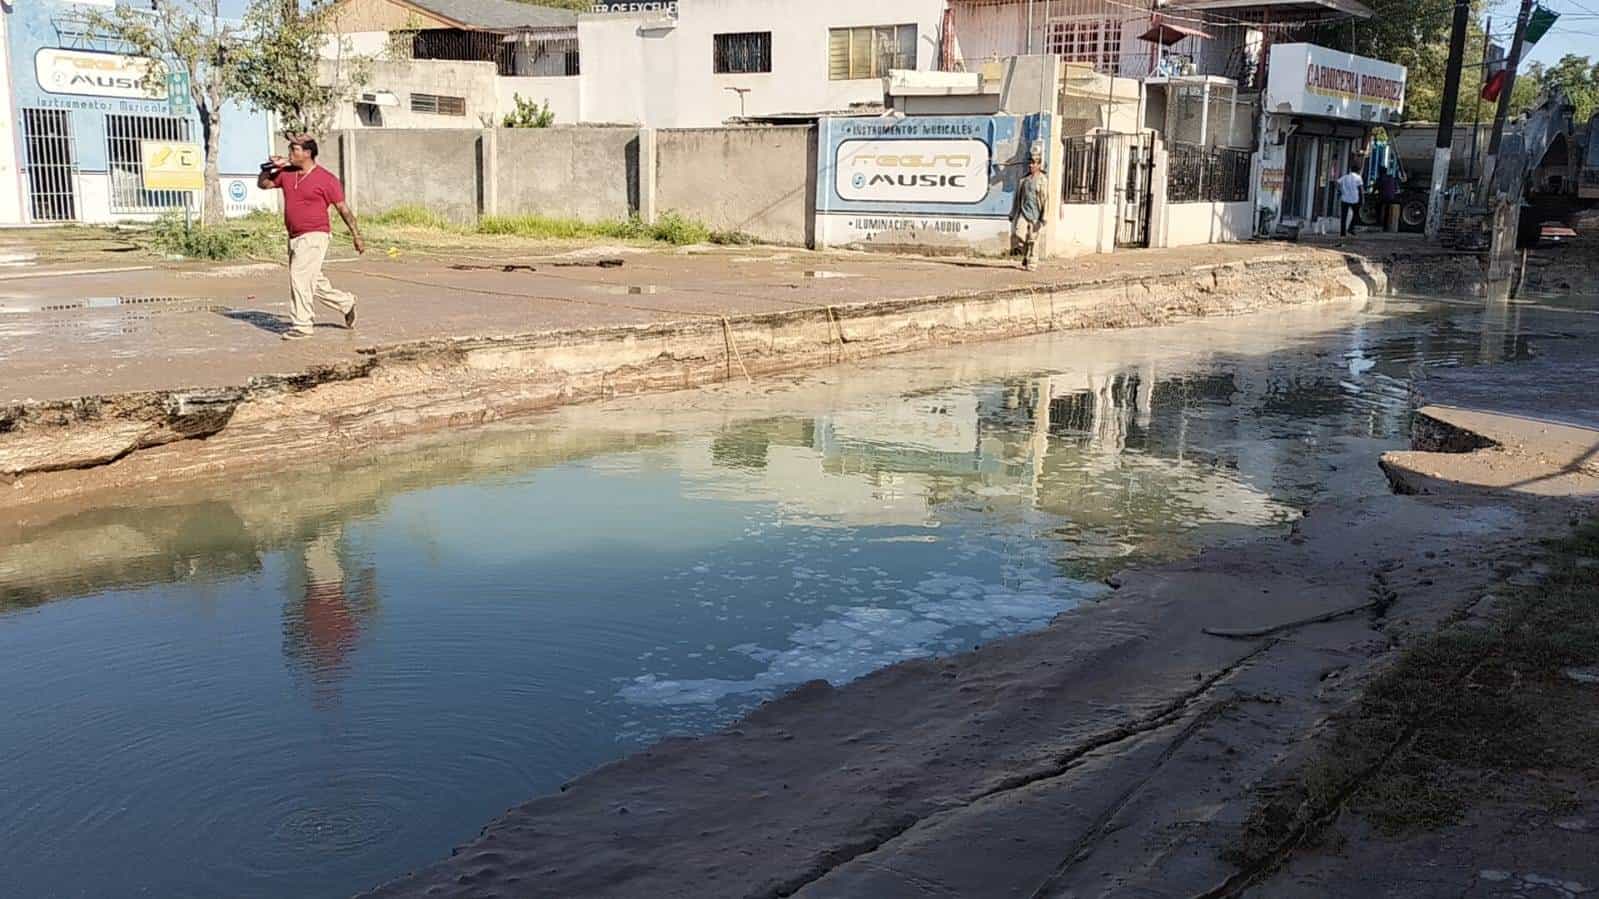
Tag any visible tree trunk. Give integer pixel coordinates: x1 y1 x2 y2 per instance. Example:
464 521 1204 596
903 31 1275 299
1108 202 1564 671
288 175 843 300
201 107 224 227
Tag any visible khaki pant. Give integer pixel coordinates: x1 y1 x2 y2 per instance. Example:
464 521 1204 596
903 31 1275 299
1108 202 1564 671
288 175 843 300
287 231 355 334
1014 218 1045 269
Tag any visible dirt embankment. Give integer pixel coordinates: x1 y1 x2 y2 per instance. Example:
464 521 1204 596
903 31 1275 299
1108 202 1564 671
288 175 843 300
2 248 1408 509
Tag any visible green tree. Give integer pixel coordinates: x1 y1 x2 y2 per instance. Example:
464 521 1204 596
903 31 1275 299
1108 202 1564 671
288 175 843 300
86 0 240 225
502 94 556 128
231 0 372 134
1532 54 1599 123
1401 18 1537 124
88 0 363 224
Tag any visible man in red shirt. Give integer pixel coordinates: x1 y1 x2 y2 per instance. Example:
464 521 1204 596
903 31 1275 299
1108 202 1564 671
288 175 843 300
258 135 365 340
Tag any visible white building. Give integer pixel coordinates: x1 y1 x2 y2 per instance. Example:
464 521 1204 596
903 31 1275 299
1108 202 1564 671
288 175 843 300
577 0 948 127
326 0 949 129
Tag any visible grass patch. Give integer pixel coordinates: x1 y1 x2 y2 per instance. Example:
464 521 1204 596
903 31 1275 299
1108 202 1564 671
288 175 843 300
1228 517 1599 869
365 205 462 231
145 213 279 260
472 210 712 246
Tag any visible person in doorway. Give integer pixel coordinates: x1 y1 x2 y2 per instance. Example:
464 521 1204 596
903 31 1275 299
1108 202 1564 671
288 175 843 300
1377 169 1401 231
1012 151 1048 271
1337 164 1364 237
258 135 364 341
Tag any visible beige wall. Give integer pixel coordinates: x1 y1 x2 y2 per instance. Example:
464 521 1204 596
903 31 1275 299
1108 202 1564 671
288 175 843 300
1159 201 1254 248
655 127 814 245
337 129 482 223
325 59 500 129
493 127 638 221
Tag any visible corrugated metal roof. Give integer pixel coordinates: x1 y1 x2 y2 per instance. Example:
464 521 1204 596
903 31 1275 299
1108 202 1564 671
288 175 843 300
403 0 578 31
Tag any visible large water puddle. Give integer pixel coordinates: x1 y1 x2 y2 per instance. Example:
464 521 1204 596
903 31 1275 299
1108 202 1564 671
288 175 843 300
0 293 1573 898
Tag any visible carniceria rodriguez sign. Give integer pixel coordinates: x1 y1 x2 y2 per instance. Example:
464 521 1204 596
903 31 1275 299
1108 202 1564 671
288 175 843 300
1265 43 1406 123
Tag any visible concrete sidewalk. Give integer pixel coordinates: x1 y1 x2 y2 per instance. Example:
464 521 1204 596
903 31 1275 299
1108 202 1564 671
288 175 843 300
1 238 1391 405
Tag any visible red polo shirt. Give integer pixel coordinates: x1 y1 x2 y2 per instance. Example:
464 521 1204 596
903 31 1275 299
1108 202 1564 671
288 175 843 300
275 165 345 238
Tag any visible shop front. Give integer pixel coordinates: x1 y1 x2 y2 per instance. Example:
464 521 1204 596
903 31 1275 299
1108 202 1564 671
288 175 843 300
2 0 276 226
1254 43 1406 235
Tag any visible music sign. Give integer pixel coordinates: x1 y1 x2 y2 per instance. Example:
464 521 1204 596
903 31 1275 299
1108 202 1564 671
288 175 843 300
815 113 1050 253
35 48 168 100
836 138 991 204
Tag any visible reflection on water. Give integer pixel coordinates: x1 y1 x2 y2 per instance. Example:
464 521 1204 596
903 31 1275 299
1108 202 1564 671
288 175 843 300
283 528 378 707
0 293 1584 899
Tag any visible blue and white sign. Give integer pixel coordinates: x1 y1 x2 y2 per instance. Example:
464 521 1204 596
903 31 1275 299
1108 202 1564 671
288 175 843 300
227 180 248 202
816 114 1052 252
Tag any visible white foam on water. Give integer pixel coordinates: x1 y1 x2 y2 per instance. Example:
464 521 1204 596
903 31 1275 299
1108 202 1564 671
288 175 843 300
619 577 1106 707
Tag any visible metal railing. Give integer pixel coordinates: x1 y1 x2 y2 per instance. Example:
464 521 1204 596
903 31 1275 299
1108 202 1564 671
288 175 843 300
1060 136 1106 204
1167 144 1251 204
21 109 78 222
106 113 193 214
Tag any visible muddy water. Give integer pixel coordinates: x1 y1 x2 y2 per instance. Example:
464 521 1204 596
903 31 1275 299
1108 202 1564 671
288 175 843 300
0 294 1551 898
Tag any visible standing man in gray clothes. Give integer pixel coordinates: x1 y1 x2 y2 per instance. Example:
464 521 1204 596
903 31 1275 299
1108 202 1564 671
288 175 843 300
1012 146 1048 270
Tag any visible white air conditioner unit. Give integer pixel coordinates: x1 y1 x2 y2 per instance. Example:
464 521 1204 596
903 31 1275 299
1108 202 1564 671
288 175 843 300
357 90 399 107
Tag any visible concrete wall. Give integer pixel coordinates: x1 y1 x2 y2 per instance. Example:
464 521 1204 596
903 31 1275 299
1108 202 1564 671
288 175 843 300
655 126 814 244
338 129 482 223
1160 200 1254 248
493 127 637 220
1058 67 1141 136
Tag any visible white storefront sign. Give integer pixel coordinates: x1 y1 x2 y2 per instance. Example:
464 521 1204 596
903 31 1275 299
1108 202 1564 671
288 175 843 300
35 48 168 100
835 138 991 204
1264 43 1405 123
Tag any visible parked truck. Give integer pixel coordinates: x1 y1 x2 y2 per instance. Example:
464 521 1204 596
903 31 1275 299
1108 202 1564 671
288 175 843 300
1376 100 1598 234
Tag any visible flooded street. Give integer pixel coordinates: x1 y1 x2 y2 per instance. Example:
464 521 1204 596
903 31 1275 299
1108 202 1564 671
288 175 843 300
0 293 1555 898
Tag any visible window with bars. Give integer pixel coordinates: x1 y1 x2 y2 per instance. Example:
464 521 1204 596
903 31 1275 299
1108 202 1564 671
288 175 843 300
714 31 772 74
1044 18 1122 74
21 109 78 223
410 93 466 116
106 113 193 214
1167 144 1252 203
827 24 916 80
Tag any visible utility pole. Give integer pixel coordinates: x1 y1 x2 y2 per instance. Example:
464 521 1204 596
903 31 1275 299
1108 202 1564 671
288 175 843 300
1467 16 1491 182
1479 0 1534 196
1425 0 1472 238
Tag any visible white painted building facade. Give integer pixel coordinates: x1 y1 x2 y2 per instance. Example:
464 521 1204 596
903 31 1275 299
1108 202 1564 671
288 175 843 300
577 0 948 127
326 0 948 129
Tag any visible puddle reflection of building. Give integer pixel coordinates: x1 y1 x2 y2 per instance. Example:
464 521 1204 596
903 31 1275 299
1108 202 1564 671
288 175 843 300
690 359 1293 548
282 526 377 706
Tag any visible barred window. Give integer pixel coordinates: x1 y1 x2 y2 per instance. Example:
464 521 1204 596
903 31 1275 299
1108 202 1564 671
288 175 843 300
1044 18 1122 74
410 93 466 116
714 32 771 74
1167 144 1252 203
827 24 916 80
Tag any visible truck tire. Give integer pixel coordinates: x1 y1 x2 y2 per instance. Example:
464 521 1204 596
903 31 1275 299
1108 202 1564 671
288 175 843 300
1398 195 1427 232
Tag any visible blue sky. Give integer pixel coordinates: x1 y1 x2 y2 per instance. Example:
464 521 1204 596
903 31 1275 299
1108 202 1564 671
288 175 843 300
213 0 1592 67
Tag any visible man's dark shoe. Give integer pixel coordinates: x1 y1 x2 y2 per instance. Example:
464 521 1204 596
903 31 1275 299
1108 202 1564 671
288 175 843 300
345 305 357 329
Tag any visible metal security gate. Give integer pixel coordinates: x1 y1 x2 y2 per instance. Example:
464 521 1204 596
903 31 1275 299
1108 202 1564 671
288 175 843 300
106 114 194 213
21 109 78 222
1117 137 1154 248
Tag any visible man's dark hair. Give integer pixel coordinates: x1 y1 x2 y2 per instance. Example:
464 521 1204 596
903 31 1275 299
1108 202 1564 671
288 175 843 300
291 137 319 159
